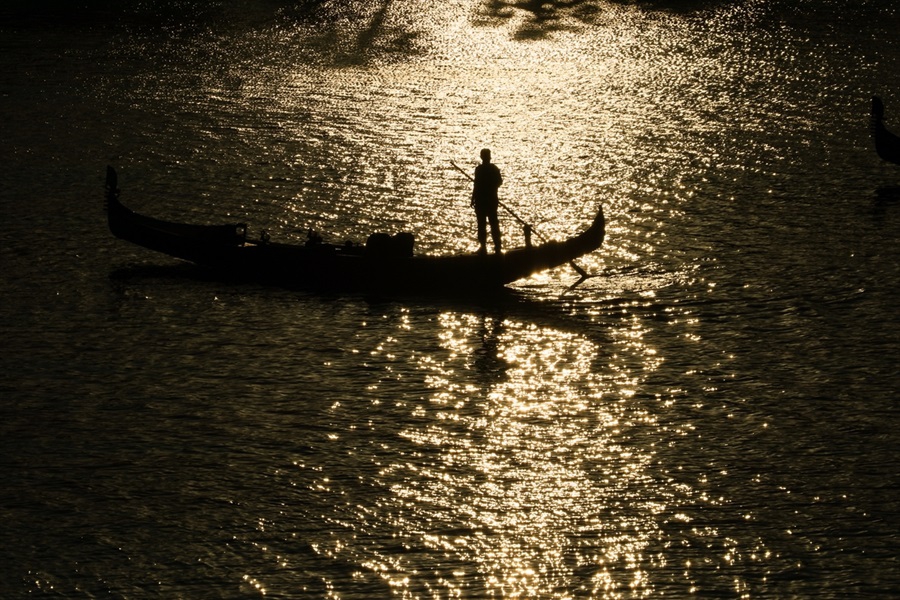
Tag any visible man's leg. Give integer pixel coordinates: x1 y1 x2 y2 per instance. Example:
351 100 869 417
488 211 502 253
476 208 488 254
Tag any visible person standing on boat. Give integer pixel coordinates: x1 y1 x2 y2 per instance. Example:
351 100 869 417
471 148 503 255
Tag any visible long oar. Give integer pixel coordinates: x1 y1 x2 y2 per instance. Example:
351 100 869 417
450 160 591 283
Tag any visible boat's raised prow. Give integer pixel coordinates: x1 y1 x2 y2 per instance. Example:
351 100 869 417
871 96 900 165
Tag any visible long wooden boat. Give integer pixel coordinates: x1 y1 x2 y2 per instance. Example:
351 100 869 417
105 166 605 293
871 96 900 165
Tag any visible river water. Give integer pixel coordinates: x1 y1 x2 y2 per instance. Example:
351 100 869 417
2 0 899 597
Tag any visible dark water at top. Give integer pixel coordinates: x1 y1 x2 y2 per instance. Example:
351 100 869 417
2 0 899 597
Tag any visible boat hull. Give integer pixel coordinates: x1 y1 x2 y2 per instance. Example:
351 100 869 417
105 166 605 293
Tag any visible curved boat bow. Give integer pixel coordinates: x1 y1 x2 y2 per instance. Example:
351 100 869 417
871 96 900 165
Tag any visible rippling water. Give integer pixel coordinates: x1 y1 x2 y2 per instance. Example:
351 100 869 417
2 0 900 597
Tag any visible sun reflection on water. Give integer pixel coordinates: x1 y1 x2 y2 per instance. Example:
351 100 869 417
100 0 817 594
363 310 670 597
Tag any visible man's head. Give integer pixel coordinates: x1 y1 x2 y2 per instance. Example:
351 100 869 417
480 148 492 163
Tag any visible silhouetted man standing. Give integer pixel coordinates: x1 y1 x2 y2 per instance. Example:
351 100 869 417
471 148 503 255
